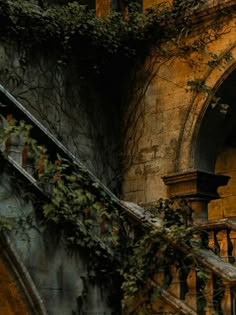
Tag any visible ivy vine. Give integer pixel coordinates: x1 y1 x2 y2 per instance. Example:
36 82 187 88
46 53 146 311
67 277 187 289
0 0 234 313
0 0 233 75
0 116 210 313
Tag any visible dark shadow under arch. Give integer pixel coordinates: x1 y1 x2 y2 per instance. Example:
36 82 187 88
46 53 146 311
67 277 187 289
195 69 236 173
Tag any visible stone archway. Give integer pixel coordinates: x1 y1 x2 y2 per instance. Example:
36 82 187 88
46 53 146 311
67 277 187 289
176 44 236 173
163 45 236 222
0 258 30 315
0 234 46 315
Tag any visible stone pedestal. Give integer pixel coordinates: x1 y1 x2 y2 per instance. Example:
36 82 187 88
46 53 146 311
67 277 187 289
162 170 229 223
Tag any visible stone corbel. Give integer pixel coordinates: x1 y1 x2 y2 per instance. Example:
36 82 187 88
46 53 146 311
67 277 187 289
162 170 230 223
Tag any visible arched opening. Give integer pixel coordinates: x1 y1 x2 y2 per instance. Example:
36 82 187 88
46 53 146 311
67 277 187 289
0 258 30 315
0 234 46 315
195 70 236 219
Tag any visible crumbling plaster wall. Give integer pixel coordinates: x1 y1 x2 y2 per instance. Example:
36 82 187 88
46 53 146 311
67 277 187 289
122 18 236 206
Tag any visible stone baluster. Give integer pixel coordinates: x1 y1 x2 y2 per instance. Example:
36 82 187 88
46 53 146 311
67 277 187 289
207 231 214 251
218 230 228 261
230 230 236 266
213 275 225 314
210 229 235 264
221 281 232 315
154 269 165 289
213 230 220 256
6 133 25 165
215 229 234 263
227 229 235 264
184 269 197 311
22 148 35 175
196 273 206 314
231 290 236 314
168 265 180 298
203 272 214 315
163 265 172 290
179 265 189 300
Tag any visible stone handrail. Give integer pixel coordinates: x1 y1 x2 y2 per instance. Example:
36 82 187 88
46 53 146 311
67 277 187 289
1 84 236 280
2 84 236 314
195 218 236 231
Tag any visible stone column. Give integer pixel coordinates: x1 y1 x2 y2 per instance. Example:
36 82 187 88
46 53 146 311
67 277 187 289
221 281 232 315
162 170 229 223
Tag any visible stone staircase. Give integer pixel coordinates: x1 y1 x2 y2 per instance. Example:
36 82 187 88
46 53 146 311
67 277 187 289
1 83 236 314
124 201 236 314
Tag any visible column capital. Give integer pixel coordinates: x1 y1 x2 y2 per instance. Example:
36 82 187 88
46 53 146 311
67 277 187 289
162 170 229 200
162 170 230 222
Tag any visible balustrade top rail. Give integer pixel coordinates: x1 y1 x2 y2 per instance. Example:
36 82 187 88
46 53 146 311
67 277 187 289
195 218 236 231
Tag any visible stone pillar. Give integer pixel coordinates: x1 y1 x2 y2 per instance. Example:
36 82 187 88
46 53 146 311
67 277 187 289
162 170 229 223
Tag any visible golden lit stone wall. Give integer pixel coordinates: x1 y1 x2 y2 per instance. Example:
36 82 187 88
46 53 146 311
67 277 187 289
122 14 236 206
209 147 236 219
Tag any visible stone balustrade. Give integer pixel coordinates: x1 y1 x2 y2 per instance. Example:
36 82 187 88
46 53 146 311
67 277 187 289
2 111 236 314
151 219 236 314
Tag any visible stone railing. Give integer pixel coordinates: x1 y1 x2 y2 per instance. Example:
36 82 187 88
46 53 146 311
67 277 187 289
148 219 236 315
200 219 236 315
2 85 236 314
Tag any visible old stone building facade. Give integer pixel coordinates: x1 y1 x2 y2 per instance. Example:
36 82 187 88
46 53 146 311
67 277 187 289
0 0 235 314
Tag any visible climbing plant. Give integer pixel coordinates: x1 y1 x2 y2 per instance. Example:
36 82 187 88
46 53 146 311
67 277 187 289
0 0 235 313
0 0 233 74
0 0 234 190
0 116 210 314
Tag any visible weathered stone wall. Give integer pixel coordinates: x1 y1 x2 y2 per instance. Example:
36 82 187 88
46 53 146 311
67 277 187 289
0 40 122 193
0 168 117 314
